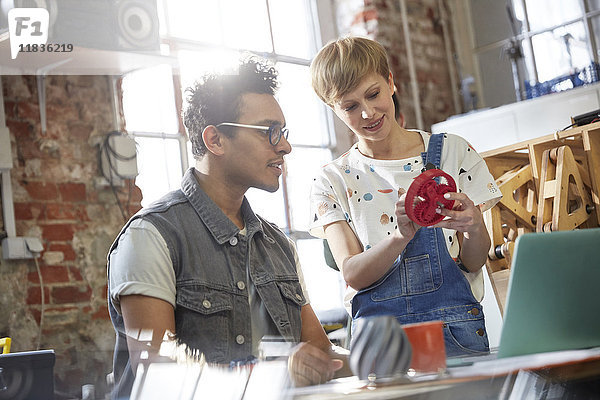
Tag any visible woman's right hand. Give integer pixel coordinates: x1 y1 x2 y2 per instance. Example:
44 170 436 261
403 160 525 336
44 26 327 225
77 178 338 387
394 188 420 241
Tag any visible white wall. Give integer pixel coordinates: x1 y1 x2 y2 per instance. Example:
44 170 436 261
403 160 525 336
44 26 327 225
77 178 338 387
432 83 600 152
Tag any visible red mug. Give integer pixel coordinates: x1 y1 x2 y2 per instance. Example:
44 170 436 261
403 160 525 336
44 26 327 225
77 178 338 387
402 320 446 372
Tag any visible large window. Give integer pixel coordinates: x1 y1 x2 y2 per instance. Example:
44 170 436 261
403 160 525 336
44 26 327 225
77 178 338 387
121 0 345 312
469 0 600 108
513 0 598 84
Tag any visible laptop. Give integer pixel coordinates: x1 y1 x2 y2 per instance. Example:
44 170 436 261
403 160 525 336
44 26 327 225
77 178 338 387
497 228 600 358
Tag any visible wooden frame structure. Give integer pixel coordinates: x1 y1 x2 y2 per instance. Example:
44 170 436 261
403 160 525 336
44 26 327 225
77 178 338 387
481 121 600 314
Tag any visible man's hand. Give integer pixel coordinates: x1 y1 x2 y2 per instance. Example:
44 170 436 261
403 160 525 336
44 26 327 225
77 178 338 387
288 342 344 387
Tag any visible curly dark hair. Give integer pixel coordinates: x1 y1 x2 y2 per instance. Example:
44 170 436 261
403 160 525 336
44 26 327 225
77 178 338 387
183 58 279 159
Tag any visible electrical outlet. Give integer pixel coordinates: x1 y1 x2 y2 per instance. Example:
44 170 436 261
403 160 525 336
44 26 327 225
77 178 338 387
100 134 138 181
1 237 44 259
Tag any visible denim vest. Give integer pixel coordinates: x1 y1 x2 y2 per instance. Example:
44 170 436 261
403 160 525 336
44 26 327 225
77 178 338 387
351 133 489 357
108 168 304 398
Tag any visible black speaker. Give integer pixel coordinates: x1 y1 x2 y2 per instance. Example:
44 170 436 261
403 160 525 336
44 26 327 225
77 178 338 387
0 350 55 400
50 0 160 52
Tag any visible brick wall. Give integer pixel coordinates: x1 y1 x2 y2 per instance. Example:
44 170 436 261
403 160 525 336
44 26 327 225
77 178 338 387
335 0 460 130
1 75 142 397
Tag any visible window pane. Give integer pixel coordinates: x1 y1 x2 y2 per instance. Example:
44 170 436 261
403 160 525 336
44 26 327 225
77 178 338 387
165 0 222 43
135 137 183 207
122 65 179 134
269 0 315 59
531 22 591 82
521 39 537 83
587 0 600 11
296 239 346 312
285 147 332 232
277 62 331 146
246 188 287 228
590 16 600 60
221 0 272 53
178 49 241 97
525 0 583 31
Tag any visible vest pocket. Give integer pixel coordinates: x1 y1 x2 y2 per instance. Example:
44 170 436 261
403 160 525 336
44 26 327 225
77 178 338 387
177 286 233 314
175 285 234 362
277 281 305 307
273 280 304 342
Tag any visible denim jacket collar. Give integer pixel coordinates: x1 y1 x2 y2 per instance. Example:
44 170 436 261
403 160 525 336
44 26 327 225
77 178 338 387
181 168 263 244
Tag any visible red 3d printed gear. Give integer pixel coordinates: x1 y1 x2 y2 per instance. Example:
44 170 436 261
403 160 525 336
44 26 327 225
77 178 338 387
405 169 456 227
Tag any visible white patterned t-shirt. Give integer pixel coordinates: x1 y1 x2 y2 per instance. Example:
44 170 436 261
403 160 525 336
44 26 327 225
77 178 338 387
309 131 501 308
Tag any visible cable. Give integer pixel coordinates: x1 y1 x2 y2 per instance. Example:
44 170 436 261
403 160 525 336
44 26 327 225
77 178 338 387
33 257 44 351
99 132 137 222
560 122 577 131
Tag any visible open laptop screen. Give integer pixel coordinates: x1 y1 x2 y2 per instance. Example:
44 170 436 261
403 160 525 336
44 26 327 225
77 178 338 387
497 228 600 358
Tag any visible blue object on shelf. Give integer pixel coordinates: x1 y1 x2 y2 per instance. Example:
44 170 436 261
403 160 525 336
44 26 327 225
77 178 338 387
525 62 600 99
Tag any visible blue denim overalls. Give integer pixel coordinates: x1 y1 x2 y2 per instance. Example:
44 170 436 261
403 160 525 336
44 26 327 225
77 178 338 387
351 133 489 357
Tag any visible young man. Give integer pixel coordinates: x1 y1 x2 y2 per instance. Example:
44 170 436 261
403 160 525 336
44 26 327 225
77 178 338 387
107 59 344 398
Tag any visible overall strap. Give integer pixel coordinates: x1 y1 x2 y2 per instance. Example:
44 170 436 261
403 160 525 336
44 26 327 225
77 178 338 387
420 132 445 169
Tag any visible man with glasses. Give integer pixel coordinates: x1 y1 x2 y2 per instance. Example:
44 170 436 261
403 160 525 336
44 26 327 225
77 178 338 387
107 58 347 399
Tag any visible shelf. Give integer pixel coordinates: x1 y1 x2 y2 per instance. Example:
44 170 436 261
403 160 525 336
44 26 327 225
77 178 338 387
0 37 178 76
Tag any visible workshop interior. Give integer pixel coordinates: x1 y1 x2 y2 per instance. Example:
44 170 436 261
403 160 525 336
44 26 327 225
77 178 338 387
1 0 600 399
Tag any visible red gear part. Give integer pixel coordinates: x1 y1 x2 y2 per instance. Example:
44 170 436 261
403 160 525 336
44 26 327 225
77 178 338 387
405 169 456 227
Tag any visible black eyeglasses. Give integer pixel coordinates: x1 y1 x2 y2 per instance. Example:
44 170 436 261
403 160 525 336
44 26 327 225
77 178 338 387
216 122 289 146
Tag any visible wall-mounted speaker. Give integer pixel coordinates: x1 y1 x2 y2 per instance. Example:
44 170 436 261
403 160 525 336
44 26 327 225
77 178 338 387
50 0 160 52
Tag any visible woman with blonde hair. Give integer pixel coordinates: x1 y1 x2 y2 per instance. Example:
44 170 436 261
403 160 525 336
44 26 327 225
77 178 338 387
309 36 501 357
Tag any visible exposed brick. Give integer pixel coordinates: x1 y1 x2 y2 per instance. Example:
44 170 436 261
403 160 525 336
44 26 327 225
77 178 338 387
47 306 78 313
128 204 142 216
91 307 109 321
5 120 33 140
13 202 34 220
46 102 79 122
41 223 74 241
66 121 94 142
59 182 87 202
49 243 77 261
44 307 79 326
17 101 40 121
29 308 41 325
351 8 378 25
26 286 50 305
22 181 59 201
45 203 88 221
68 266 84 281
27 265 69 284
51 284 92 304
128 181 143 202
3 100 17 118
42 251 65 265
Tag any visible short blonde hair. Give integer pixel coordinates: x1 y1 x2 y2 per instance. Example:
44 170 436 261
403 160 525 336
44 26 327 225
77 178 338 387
310 36 390 106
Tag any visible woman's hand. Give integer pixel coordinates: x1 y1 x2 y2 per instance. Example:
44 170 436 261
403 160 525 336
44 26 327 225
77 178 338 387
395 188 420 241
431 192 485 238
